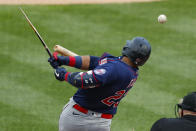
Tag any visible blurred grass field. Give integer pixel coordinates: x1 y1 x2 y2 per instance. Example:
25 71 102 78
0 0 196 130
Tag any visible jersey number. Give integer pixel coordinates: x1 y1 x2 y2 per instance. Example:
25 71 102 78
101 90 126 107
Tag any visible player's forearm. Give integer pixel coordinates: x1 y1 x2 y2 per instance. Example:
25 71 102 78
58 55 100 70
57 55 90 70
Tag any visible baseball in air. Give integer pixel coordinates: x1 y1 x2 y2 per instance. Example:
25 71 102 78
158 14 167 24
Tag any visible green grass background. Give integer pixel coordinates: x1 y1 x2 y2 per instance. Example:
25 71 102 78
0 0 195 130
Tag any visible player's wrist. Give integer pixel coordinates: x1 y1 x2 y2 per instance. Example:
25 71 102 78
64 72 71 81
54 67 68 81
53 52 59 60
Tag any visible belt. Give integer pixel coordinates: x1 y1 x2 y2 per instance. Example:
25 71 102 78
73 104 113 119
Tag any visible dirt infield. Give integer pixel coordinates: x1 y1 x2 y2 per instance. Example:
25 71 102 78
0 0 159 5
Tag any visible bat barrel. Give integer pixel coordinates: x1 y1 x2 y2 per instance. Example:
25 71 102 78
53 45 78 56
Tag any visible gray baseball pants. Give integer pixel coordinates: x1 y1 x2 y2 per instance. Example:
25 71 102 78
59 98 112 131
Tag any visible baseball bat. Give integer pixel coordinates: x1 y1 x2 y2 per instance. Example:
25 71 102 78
19 7 52 58
53 45 78 56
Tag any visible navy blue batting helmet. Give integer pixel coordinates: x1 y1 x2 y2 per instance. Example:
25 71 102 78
122 37 151 66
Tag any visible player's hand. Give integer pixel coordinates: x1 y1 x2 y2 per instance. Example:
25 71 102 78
48 52 70 69
48 52 62 69
48 57 60 69
54 67 67 81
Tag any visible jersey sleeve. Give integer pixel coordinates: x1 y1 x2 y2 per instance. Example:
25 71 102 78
65 70 100 89
92 63 117 86
89 56 100 70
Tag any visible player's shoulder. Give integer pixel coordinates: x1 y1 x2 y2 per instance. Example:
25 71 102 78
99 53 138 74
98 52 120 65
100 52 118 59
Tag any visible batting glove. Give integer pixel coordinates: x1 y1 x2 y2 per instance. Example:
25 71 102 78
48 57 59 69
48 52 62 69
54 67 67 81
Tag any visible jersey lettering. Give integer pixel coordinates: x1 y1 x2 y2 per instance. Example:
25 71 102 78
101 90 126 107
101 78 137 107
113 101 119 108
127 78 137 88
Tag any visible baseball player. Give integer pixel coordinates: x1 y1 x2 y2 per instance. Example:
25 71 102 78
48 37 151 131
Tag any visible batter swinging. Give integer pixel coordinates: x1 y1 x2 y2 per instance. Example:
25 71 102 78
48 37 151 131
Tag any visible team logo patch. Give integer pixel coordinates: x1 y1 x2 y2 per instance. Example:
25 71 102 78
99 58 107 65
94 69 106 75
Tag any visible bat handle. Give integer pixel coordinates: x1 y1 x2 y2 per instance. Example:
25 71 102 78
46 47 52 58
